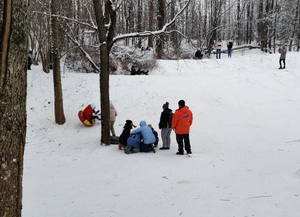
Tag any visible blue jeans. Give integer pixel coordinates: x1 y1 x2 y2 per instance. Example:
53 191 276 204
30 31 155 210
228 48 232 57
216 49 221 59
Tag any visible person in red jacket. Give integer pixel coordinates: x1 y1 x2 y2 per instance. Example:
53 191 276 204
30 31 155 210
83 103 100 124
171 100 193 155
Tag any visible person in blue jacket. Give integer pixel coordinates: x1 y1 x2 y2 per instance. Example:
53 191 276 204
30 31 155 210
131 120 156 152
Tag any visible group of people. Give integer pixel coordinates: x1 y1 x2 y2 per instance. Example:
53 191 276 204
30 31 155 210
193 39 233 60
215 38 233 59
213 39 287 69
131 63 149 75
118 99 193 155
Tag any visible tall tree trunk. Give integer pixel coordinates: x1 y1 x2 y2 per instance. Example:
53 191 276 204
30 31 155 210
289 1 299 51
137 0 142 48
148 0 154 48
156 0 165 59
0 0 28 216
237 0 241 45
51 0 66 125
93 0 116 145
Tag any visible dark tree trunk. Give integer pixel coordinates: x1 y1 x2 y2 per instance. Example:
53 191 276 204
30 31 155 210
148 0 154 48
0 0 29 216
156 0 165 59
51 0 66 125
93 0 116 145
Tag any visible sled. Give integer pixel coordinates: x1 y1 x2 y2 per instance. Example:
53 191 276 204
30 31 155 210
78 110 95 126
110 136 119 144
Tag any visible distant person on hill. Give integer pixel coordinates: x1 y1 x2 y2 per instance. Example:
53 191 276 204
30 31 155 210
227 39 233 57
278 45 287 69
215 38 222 59
194 50 203 59
131 63 149 75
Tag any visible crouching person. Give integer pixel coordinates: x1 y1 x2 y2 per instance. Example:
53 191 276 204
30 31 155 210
125 133 142 154
119 120 135 150
131 121 156 153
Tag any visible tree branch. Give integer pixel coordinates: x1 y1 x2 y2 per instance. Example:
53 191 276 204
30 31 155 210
112 0 192 45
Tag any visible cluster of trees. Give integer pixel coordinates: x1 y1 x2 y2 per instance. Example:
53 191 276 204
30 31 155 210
30 0 300 71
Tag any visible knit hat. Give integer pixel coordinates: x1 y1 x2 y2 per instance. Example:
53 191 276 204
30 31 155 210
148 124 152 128
178 100 185 106
162 102 169 109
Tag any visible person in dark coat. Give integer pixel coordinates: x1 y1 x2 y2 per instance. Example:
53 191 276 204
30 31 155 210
131 63 149 75
119 120 135 150
158 102 173 150
28 51 33 70
194 50 203 59
227 39 233 57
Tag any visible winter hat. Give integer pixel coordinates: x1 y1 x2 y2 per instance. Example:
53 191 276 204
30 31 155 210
148 124 152 128
178 100 185 106
162 102 169 109
91 103 96 109
126 120 132 124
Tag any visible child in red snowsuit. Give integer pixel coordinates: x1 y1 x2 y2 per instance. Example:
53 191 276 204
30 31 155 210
83 103 100 124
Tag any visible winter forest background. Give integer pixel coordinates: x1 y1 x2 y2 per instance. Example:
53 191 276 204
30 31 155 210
30 0 300 74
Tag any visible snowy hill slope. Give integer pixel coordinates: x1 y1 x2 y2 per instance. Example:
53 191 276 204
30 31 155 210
23 49 300 217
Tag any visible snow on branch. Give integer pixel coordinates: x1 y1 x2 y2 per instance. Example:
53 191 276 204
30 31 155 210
66 33 100 72
33 11 98 30
112 0 192 44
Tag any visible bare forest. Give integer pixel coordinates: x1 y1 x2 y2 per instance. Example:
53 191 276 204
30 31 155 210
29 0 300 74
1 1 300 216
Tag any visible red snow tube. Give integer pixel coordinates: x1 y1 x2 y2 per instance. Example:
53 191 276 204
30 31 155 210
78 110 95 126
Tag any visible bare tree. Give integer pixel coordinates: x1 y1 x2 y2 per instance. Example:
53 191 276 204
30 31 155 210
0 0 29 216
51 0 66 125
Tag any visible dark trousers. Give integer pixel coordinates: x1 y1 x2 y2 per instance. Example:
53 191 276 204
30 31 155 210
176 134 191 153
279 59 285 68
216 49 221 59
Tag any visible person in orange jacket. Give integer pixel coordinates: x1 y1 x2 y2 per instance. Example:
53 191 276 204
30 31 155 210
171 100 193 155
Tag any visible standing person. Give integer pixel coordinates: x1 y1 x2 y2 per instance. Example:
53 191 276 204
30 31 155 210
215 39 222 59
172 100 193 155
109 101 118 136
278 45 287 69
28 51 33 70
227 39 233 57
158 102 173 150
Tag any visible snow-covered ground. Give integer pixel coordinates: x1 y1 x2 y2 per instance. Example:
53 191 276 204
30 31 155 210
23 49 300 217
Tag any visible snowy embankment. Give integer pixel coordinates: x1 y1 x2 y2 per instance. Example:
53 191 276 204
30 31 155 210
23 49 300 217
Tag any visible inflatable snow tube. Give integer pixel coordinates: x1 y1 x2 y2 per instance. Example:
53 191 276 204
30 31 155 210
78 110 95 126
